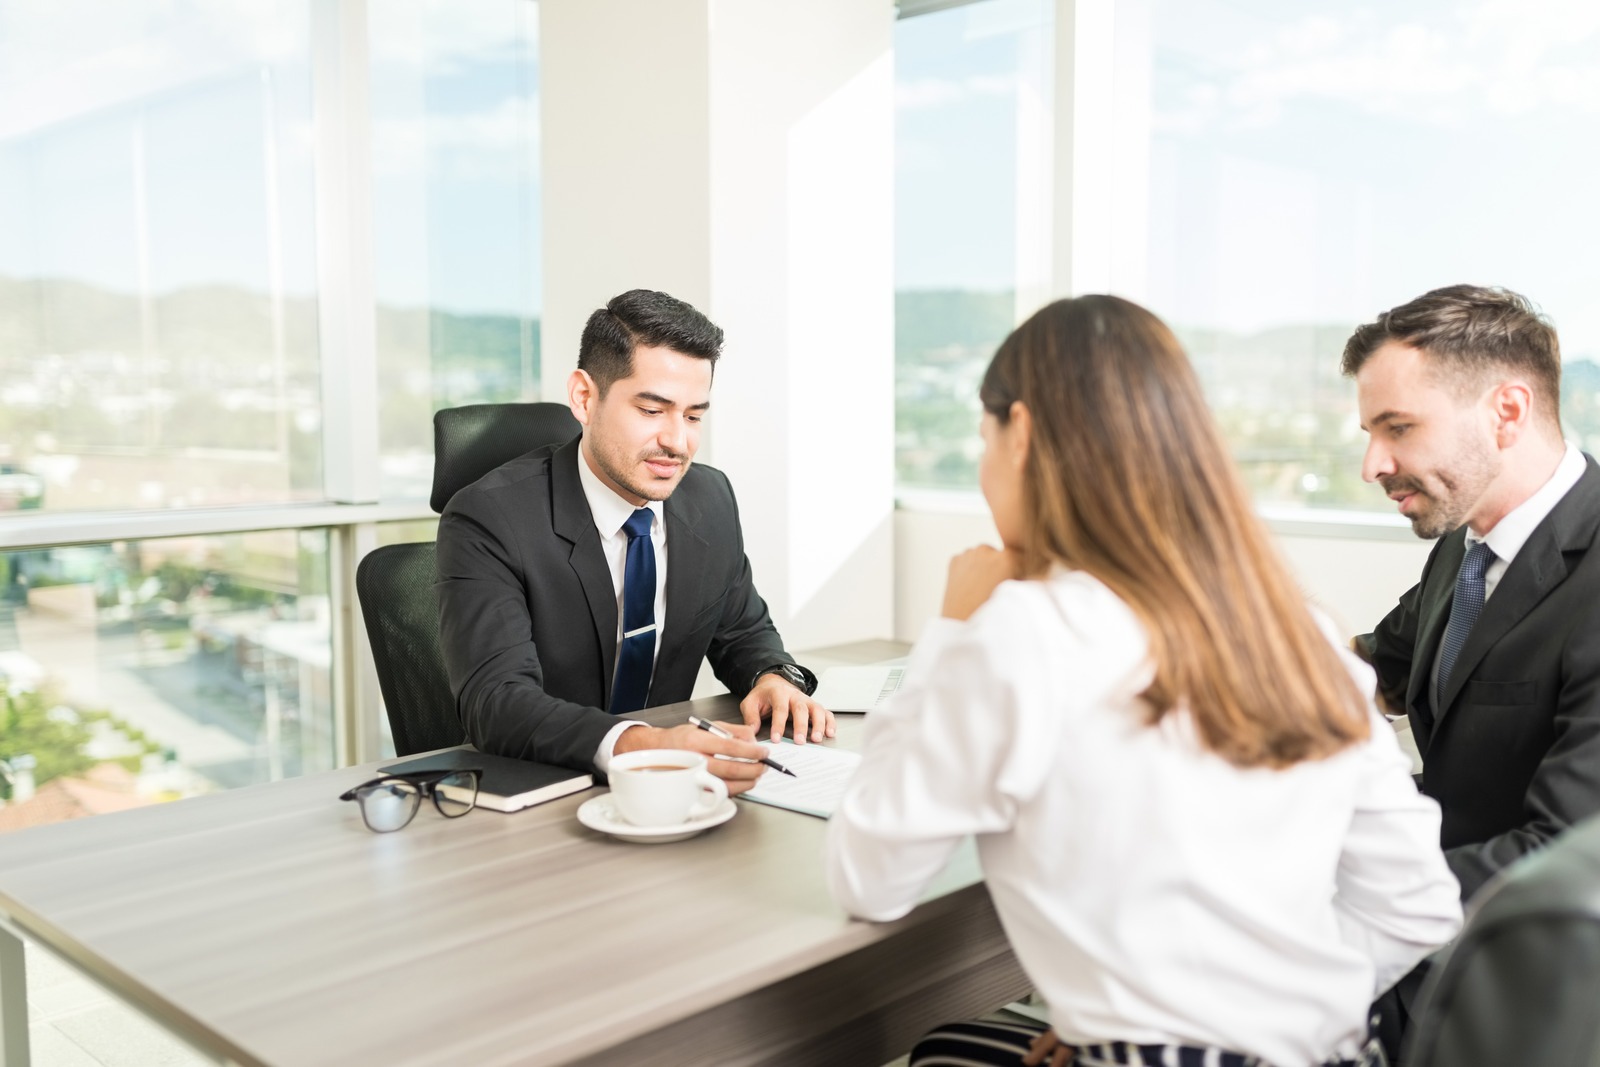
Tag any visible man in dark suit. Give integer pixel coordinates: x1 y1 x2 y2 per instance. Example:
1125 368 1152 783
1345 284 1600 1058
436 289 833 786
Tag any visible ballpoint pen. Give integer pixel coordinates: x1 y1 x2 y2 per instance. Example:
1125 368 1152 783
688 716 798 777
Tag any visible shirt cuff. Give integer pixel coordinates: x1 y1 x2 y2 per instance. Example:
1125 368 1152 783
593 720 648 775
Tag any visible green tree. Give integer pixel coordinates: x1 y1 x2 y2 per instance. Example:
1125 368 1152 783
0 686 95 795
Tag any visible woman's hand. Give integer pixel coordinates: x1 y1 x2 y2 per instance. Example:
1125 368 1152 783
941 545 1023 621
1021 1027 1074 1067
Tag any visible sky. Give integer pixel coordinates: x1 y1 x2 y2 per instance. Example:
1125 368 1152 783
0 0 1596 357
0 0 540 318
894 0 1600 357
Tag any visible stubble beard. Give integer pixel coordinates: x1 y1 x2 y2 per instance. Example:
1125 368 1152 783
594 441 689 503
1384 439 1498 541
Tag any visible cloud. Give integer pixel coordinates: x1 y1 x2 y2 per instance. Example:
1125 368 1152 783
367 1 538 76
1155 0 1600 136
0 1 537 141
896 73 1022 111
372 94 540 182
0 2 308 139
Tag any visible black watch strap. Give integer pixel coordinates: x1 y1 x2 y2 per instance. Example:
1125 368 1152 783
752 662 816 696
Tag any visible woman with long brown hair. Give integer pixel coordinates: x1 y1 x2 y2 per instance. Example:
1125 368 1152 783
824 296 1461 1067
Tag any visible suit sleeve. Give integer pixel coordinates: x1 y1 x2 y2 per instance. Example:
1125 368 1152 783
1361 539 1450 718
701 472 807 696
436 490 618 772
1443 599 1600 899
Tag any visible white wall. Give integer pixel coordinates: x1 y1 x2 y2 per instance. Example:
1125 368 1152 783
539 0 714 373
895 505 1433 644
704 0 896 651
540 0 897 652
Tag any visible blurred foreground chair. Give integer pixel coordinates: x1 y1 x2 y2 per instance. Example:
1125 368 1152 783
1405 812 1600 1067
357 402 580 756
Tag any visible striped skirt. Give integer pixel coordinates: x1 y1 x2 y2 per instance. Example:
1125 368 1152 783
908 1018 1387 1067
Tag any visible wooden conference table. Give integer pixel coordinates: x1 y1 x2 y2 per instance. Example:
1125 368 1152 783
0 694 1028 1067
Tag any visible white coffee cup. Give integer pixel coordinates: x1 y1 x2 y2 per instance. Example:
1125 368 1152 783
608 749 728 828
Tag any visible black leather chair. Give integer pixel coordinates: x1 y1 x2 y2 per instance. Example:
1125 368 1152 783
357 402 580 756
1405 812 1600 1067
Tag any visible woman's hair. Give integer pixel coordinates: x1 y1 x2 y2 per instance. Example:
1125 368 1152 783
980 295 1369 768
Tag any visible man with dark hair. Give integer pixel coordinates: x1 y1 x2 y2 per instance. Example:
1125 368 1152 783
437 289 832 785
1347 284 1600 1057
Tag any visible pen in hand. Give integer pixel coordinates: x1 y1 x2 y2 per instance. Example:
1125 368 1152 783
688 716 798 778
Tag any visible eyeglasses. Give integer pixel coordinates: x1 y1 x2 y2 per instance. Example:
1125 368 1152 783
339 769 481 832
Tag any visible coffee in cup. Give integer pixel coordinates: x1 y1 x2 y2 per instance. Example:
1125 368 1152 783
608 750 728 827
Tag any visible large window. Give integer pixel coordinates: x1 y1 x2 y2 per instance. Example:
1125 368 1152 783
371 0 542 499
894 0 1052 490
894 0 1600 509
0 531 332 829
0 2 323 514
1141 0 1600 511
0 0 541 831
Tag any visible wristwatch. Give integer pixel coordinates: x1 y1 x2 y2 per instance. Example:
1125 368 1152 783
752 662 816 696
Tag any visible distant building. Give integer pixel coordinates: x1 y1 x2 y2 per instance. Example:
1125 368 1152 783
0 763 152 832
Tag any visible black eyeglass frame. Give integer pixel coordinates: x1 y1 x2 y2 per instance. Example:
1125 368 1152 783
339 769 482 832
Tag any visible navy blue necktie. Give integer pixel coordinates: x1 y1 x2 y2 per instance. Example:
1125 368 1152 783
1438 540 1495 696
609 508 657 713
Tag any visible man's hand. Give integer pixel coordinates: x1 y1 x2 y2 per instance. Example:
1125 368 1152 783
1021 1028 1073 1067
740 674 836 745
941 544 1022 621
612 721 769 795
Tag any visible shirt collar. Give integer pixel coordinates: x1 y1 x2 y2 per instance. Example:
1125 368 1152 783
1470 442 1585 563
575 441 663 538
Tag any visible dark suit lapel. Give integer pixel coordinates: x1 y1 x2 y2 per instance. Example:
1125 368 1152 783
653 486 712 704
550 437 620 708
1435 457 1600 725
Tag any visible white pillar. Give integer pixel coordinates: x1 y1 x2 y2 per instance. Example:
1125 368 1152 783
541 0 896 649
312 0 379 504
1052 0 1151 301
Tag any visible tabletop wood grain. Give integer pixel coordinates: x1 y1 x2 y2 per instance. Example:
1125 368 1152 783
0 693 1027 1066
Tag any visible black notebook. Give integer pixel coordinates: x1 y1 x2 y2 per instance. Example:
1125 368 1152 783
380 749 594 813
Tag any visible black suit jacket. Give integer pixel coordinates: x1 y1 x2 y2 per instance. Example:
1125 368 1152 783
1363 456 1600 900
435 436 805 772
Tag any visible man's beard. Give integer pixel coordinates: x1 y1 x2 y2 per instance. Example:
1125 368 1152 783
1380 476 1461 539
595 445 689 502
1380 442 1496 540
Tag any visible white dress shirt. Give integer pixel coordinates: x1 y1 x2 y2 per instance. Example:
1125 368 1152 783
1472 442 1584 600
576 447 667 771
824 568 1463 1067
1428 443 1585 701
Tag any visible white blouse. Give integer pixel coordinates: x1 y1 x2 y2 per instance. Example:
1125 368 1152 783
824 568 1462 1067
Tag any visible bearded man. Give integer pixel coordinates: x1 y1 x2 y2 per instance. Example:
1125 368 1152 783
1347 284 1600 1060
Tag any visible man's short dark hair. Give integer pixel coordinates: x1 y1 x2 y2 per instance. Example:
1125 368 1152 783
578 289 723 394
1341 285 1562 422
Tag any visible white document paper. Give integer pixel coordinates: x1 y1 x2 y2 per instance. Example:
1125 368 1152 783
811 664 907 713
739 740 861 818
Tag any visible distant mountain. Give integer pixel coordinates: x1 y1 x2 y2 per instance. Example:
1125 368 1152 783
0 275 536 387
895 289 1014 361
0 274 539 461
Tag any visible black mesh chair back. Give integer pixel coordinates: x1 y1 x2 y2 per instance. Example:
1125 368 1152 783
430 402 580 513
357 543 462 756
359 401 581 756
1406 813 1600 1067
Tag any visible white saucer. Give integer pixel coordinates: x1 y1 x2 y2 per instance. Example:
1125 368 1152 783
576 792 737 844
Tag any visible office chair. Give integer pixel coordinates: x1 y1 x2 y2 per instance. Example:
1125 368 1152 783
1404 812 1600 1067
358 402 581 756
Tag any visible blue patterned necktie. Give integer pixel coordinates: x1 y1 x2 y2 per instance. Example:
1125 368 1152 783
609 507 657 713
1437 540 1495 696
